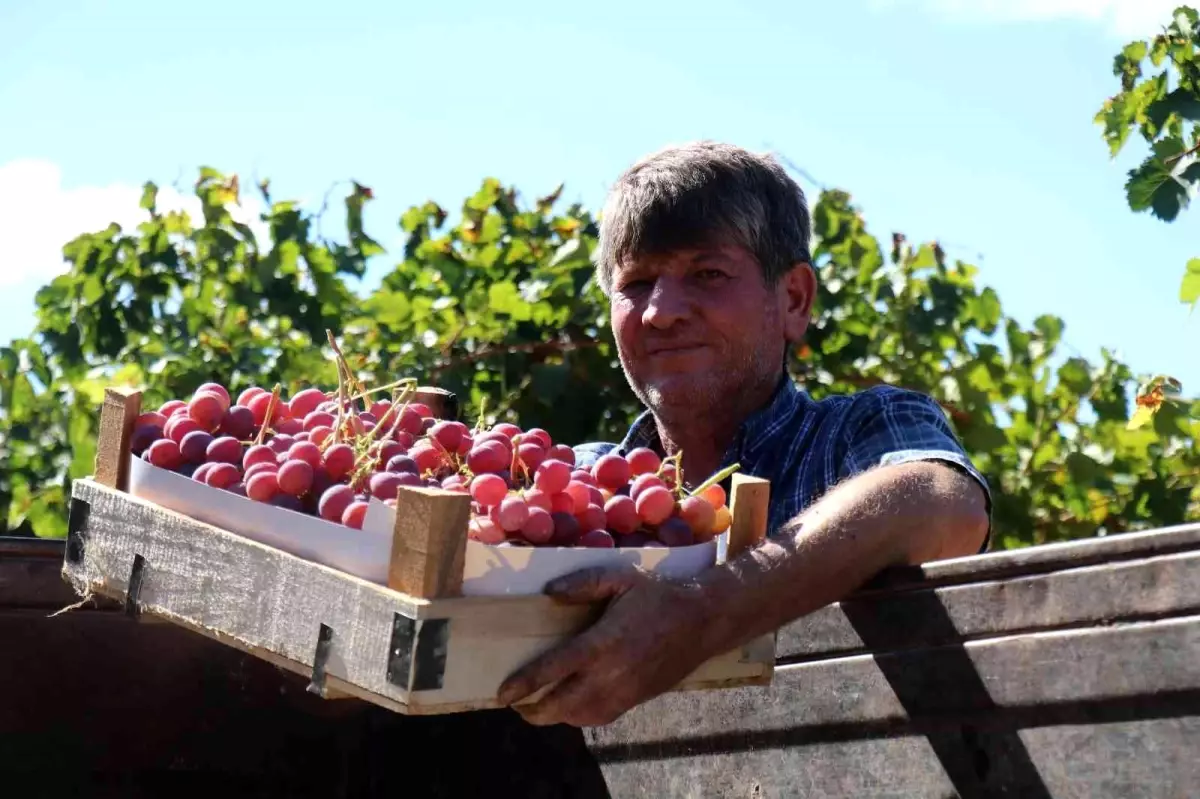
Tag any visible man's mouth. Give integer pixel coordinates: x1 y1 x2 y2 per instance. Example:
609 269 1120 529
645 343 709 355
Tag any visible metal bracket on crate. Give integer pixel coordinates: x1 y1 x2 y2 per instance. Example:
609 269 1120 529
124 554 147 618
65 497 91 565
307 623 335 697
386 613 450 692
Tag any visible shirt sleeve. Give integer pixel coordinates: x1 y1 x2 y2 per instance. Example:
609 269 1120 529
840 387 993 552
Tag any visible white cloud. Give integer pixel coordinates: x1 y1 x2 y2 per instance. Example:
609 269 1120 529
870 0 1185 38
0 159 267 289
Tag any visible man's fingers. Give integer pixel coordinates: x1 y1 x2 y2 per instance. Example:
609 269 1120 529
544 564 639 605
497 631 599 707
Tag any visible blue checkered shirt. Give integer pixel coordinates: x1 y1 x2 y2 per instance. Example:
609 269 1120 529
574 377 992 550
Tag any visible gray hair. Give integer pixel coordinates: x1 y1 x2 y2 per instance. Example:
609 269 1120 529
594 141 812 295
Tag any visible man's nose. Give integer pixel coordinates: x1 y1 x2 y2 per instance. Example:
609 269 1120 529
641 277 690 330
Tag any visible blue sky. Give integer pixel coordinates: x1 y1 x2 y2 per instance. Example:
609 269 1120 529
1 0 1196 390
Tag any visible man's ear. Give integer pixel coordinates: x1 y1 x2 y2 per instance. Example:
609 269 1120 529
781 262 817 342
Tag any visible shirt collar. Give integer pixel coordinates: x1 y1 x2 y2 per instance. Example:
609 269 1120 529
618 373 807 465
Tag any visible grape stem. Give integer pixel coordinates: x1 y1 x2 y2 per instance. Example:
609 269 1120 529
689 462 742 498
253 385 283 447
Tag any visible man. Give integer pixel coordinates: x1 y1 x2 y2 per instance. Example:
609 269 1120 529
496 141 991 728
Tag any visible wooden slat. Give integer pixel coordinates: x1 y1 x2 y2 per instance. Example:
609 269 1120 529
727 473 768 559
94 387 142 491
861 522 1200 594
588 615 1200 747
776 549 1200 661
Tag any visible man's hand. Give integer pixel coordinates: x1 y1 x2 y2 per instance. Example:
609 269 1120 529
497 564 716 728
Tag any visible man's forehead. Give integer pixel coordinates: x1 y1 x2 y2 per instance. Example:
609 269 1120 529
616 244 753 271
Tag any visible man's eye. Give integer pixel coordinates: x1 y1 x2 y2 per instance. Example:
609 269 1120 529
695 269 727 280
619 279 653 292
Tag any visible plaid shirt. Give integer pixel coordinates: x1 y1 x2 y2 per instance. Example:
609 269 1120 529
574 377 992 550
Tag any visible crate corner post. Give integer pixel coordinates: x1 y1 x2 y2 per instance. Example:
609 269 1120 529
95 386 144 492
388 486 473 600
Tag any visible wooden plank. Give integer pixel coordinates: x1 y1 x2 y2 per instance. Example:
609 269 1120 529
597 719 1200 799
861 522 1200 595
588 615 1200 745
94 387 142 491
61 479 771 715
410 386 457 421
388 485 472 598
776 549 1200 661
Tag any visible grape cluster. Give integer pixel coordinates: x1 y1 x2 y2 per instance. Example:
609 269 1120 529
130 381 734 548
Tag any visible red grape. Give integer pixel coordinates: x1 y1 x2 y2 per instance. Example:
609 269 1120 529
679 495 717 537
294 431 311 442
407 402 431 418
278 459 314 496
635 486 675 525
441 474 468 493
130 424 163 455
205 463 241 489
470 473 508 507
246 472 279 502
493 423 521 440
475 431 513 452
243 462 278 482
430 421 466 451
318 484 355 522
522 428 552 449
136 411 169 430
604 495 639 535
287 441 322 470
309 426 333 446
419 417 435 434
549 512 581 546
519 507 554 544
396 407 423 436
549 491 576 515
456 435 472 456
386 454 418 475
630 473 666 501
206 436 243 465
272 494 305 513
517 443 546 474
303 411 336 432
243 444 276 470
580 530 615 548
395 472 423 489
393 431 416 450
547 444 576 466
497 497 530 532
710 505 732 538
564 480 592 511
657 516 695 547
570 469 597 487
158 400 187 417
369 399 391 419
276 417 304 436
179 431 214 463
147 439 183 469
661 464 679 489
188 393 225 430
700 483 727 509
267 434 295 454
289 388 326 420
411 444 446 475
468 516 506 544
534 459 571 494
369 472 403 501
377 441 406 467
466 441 508 474
576 503 606 533
192 463 216 483
359 412 378 426
524 488 552 513
626 447 661 476
165 415 203 444
197 382 231 407
236 386 267 407
247 392 282 426
342 501 369 529
219 406 256 440
592 454 632 492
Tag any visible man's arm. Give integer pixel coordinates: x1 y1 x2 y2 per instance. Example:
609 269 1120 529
498 459 988 727
695 459 988 661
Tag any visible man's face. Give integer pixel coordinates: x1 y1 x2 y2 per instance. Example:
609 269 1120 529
609 244 787 416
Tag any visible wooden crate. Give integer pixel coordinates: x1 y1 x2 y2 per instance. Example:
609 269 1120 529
60 387 776 716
